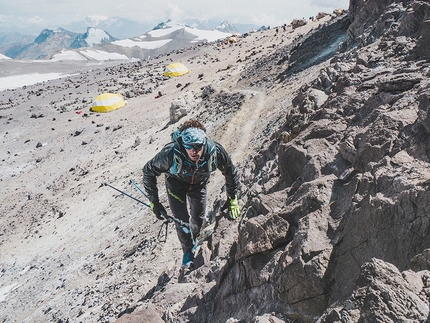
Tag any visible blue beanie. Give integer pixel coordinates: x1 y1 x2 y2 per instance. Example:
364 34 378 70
181 128 206 145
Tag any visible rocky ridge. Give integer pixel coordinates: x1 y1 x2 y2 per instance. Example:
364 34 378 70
2 1 430 322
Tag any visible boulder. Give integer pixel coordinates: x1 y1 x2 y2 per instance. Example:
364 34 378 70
115 309 164 323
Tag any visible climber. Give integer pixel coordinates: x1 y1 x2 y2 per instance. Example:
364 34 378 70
142 119 240 268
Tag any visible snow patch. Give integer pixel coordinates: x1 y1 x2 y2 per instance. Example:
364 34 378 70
0 283 19 303
51 49 129 61
147 20 231 42
0 73 69 91
51 50 88 61
113 38 172 49
86 28 111 47
148 25 183 38
79 50 128 60
0 53 11 60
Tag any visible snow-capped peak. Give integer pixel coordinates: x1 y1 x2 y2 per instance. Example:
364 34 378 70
85 27 112 47
215 21 239 34
147 19 231 42
152 19 173 30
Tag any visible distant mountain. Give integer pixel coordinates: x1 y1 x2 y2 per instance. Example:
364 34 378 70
0 17 259 59
14 28 79 60
70 27 117 48
214 21 239 34
12 27 119 60
184 18 259 34
110 19 234 56
63 16 152 39
6 19 242 61
50 20 235 61
0 32 35 58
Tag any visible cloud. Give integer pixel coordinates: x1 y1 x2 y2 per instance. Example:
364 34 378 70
0 14 10 24
164 3 186 22
309 0 348 10
248 13 283 27
27 16 46 25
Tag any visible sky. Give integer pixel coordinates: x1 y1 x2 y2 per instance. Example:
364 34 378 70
0 0 349 31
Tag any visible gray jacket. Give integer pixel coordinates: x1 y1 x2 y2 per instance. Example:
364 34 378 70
143 137 239 202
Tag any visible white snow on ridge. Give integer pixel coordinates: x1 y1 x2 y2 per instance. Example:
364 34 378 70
148 25 183 38
51 50 88 61
80 50 128 60
113 38 172 49
0 73 68 91
0 53 11 60
86 28 111 47
51 49 128 61
190 28 232 42
148 21 231 42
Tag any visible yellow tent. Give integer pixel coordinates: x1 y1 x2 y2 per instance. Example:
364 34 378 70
163 63 189 77
227 36 238 44
91 93 126 113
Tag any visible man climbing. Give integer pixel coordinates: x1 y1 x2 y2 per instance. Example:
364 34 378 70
143 119 240 268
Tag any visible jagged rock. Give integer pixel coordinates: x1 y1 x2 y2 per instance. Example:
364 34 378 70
236 214 290 260
376 73 422 93
348 0 404 47
316 12 330 20
411 249 430 271
416 20 430 58
417 92 430 133
169 95 192 123
291 19 308 29
318 258 429 322
115 309 164 323
131 136 141 149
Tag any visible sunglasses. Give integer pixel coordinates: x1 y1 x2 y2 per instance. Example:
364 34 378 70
183 143 204 151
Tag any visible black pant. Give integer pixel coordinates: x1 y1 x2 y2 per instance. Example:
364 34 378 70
165 176 207 253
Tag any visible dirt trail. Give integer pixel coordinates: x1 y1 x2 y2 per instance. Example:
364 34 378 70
219 89 267 164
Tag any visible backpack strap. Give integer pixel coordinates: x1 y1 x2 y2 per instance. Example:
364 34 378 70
170 143 183 175
171 128 181 142
205 139 217 172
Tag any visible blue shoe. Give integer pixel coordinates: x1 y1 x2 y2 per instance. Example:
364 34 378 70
182 251 194 267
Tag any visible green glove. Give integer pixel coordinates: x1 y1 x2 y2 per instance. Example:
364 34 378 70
150 201 167 220
229 196 240 220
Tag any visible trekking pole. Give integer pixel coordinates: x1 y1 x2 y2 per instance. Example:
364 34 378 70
103 182 191 234
130 179 190 231
103 182 151 208
130 180 150 199
103 182 190 230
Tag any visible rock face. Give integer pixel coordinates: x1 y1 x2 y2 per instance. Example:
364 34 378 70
138 0 430 322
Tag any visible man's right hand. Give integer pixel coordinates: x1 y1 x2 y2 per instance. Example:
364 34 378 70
150 201 167 220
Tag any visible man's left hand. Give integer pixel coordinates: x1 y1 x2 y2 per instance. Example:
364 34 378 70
229 196 240 220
